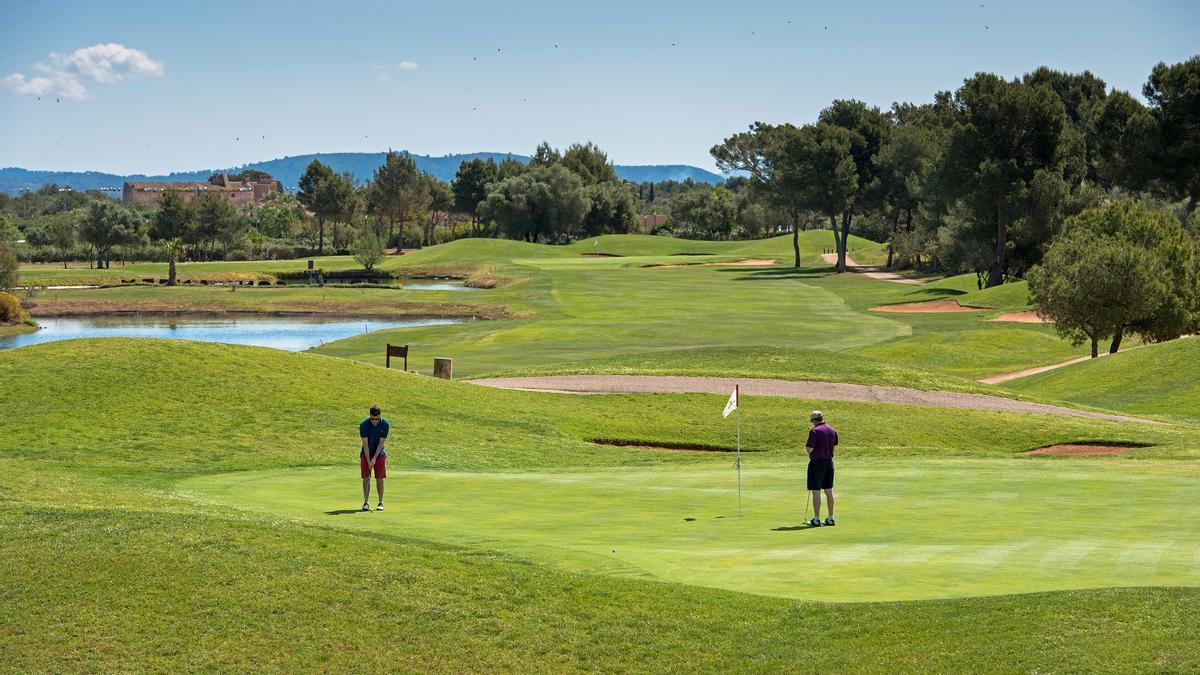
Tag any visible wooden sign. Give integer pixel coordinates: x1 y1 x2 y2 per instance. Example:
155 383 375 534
386 344 409 370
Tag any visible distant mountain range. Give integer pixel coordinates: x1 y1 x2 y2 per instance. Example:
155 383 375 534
0 152 726 195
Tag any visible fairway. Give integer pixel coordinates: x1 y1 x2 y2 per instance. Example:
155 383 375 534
181 457 1200 602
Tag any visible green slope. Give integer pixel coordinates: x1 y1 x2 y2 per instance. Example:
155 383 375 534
1004 337 1200 423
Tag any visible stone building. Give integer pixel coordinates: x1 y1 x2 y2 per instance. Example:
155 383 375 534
122 173 279 209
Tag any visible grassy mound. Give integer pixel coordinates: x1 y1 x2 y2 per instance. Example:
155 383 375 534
1004 337 1200 423
957 280 1033 310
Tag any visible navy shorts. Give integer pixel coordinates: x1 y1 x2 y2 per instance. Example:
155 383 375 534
807 458 834 490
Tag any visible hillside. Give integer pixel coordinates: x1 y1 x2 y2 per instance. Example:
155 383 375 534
0 152 725 194
1003 337 1200 423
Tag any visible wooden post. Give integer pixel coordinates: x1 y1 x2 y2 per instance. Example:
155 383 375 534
433 357 453 380
386 344 409 370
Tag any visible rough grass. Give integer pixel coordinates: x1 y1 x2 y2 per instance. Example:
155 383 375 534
1004 337 1200 424
481 346 1016 396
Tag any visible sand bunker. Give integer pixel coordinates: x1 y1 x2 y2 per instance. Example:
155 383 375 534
652 258 777 269
591 439 736 453
871 299 984 313
989 311 1049 324
1022 443 1146 457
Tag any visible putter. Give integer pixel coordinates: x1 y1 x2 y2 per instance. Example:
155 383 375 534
804 491 810 524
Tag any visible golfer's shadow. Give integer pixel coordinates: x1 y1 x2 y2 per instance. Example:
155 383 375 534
771 525 819 532
324 509 365 515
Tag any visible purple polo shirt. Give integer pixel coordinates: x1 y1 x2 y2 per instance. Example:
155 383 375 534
806 423 838 459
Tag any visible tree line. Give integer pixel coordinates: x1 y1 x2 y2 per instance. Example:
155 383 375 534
713 57 1199 286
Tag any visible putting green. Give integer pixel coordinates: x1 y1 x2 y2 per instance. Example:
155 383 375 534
181 457 1200 602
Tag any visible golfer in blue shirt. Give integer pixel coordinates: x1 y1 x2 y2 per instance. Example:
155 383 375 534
360 405 389 511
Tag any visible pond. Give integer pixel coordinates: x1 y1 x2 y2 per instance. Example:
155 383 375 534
0 316 468 352
402 280 481 291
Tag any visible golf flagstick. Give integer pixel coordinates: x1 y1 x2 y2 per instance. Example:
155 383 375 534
722 385 742 516
736 385 742 516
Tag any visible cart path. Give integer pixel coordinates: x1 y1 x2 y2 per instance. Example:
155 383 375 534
468 375 1161 424
820 253 926 285
978 355 1095 385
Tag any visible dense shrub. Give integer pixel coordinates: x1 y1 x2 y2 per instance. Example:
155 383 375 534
225 249 251 261
0 290 29 323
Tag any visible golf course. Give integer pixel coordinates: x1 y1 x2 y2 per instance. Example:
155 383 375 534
3 233 1199 671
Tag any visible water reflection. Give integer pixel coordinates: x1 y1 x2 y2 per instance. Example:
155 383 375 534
0 315 467 352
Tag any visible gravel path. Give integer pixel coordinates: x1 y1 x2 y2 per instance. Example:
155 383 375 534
820 253 926 285
469 375 1161 424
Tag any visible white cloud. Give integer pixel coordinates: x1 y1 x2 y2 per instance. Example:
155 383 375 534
2 43 163 100
372 61 419 82
1 74 54 98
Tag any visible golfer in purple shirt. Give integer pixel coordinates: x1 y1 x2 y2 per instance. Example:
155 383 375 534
805 410 838 527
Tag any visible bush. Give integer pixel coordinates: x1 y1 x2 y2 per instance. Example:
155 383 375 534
353 231 385 270
0 241 18 290
0 290 29 323
225 248 251 261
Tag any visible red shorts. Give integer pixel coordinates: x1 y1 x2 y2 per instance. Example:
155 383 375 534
361 453 386 479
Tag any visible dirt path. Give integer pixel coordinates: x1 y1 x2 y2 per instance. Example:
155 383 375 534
977 335 1197 385
977 356 1095 385
469 375 1159 424
820 253 926 285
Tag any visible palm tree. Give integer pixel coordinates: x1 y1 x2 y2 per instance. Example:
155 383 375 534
166 238 182 286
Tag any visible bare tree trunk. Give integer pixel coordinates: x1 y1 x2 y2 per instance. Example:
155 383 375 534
829 215 842 271
1109 325 1124 354
317 217 325 254
792 218 800 268
1090 334 1098 359
168 255 177 286
987 196 1009 288
837 207 853 273
886 243 894 268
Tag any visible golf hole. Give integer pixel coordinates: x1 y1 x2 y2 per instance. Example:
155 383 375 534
1021 442 1152 457
590 438 742 453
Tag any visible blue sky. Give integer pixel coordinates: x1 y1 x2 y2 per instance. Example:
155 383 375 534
1 0 1196 174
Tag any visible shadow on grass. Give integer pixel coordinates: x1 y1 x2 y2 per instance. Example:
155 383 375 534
325 509 367 515
902 287 968 298
771 524 820 532
715 267 830 281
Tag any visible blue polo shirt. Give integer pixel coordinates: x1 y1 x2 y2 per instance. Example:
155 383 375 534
360 418 390 457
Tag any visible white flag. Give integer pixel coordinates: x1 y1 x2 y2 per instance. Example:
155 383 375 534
722 387 738 418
